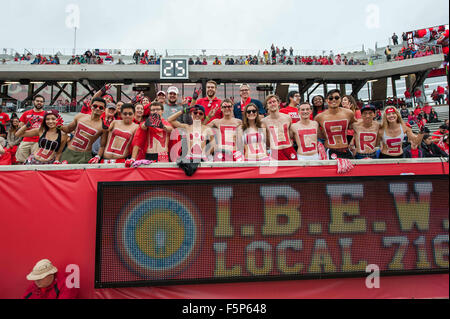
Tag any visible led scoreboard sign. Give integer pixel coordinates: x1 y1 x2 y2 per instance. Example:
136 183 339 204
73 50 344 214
160 58 189 80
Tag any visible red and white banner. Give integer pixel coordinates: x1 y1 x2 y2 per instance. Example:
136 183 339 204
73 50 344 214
0 162 448 299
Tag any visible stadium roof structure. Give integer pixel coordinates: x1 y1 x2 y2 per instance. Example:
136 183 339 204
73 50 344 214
0 54 443 83
0 54 445 103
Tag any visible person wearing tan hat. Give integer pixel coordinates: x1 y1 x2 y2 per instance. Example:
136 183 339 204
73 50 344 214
22 259 79 299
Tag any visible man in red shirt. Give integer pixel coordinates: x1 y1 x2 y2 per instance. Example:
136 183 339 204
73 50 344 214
16 95 46 163
23 259 79 299
414 88 424 106
191 80 223 124
404 89 412 107
280 91 301 123
432 124 449 143
0 105 10 126
437 86 445 104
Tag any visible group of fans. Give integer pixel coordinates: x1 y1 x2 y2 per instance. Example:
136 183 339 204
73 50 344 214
386 44 442 62
1 82 448 168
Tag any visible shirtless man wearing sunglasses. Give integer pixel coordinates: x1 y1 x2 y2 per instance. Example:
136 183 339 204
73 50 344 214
168 104 214 161
93 103 140 164
60 97 107 164
314 89 356 159
207 99 244 162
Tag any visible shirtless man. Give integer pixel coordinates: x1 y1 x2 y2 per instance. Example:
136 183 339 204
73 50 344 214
60 97 107 164
208 99 244 162
261 94 297 161
168 104 214 161
131 102 173 163
314 89 356 159
93 103 139 164
350 104 380 159
290 102 320 160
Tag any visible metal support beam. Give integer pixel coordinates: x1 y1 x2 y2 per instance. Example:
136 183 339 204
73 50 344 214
71 82 77 103
201 78 207 98
340 83 346 96
391 76 398 97
116 86 122 103
298 80 315 96
411 70 432 91
50 84 69 105
120 87 132 102
23 82 48 104
54 83 72 99
79 82 96 102
351 80 367 99
306 82 322 101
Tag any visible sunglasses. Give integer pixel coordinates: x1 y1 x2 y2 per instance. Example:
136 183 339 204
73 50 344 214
246 110 258 114
122 112 133 116
222 105 233 109
327 96 341 101
93 105 105 111
193 111 204 116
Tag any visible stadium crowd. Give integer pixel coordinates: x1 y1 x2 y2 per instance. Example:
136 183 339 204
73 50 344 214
0 83 448 168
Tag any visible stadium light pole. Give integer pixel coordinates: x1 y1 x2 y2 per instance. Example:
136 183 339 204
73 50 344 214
73 27 77 56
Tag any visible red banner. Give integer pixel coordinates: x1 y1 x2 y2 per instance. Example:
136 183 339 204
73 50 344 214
0 162 448 299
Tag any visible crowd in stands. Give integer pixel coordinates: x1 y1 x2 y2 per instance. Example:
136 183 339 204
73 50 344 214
31 54 60 65
3 37 444 67
0 83 448 168
385 44 443 62
194 45 366 66
133 50 162 65
67 50 117 65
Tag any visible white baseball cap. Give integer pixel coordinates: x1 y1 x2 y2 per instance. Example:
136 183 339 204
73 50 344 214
167 86 179 95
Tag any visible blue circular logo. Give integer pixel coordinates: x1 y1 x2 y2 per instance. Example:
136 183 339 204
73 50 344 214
115 190 202 280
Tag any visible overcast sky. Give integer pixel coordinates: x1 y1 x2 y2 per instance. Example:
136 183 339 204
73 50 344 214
1 0 448 56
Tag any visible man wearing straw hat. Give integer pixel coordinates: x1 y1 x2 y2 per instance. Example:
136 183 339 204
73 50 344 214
22 259 79 299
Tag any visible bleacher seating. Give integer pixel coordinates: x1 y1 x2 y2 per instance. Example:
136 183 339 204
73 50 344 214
410 105 449 133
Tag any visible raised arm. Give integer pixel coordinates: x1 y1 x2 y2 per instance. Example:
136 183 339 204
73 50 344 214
168 110 190 130
405 125 425 146
91 84 111 103
60 114 81 134
15 126 40 138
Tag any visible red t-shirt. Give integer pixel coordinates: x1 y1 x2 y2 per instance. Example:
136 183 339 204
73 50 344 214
422 105 432 114
19 109 45 142
404 91 411 98
280 106 300 123
410 148 420 158
437 86 445 94
0 112 10 125
414 107 422 116
239 98 252 112
196 97 223 124
414 90 422 98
